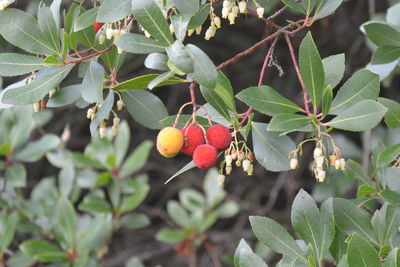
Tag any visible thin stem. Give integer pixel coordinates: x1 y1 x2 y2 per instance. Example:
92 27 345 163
189 82 197 122
284 33 311 116
63 45 113 64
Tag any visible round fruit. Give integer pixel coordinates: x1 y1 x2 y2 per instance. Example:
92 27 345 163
93 22 104 33
157 127 184 158
193 144 218 169
206 125 231 151
181 126 206 155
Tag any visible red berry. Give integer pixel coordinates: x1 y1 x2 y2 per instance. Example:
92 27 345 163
93 22 104 33
193 144 218 169
206 125 231 151
181 126 206 155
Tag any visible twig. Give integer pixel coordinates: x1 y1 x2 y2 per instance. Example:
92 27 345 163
63 45 114 64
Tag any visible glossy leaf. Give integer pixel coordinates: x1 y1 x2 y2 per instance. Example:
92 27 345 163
144 53 168 71
89 92 114 135
119 184 150 213
171 15 191 42
378 97 400 128
97 0 131 23
166 41 194 73
188 4 210 29
112 74 187 90
0 213 18 252
0 53 44 77
74 7 99 32
47 84 82 107
267 113 309 132
81 61 104 103
56 197 77 248
383 248 399 267
343 160 372 187
346 233 380 267
315 0 344 20
371 46 400 64
200 86 231 121
322 53 345 88
115 33 166 54
364 22 400 47
14 134 60 162
38 5 61 53
376 144 400 168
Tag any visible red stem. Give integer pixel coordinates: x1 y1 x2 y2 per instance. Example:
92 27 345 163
284 34 312 116
63 45 113 64
69 48 92 58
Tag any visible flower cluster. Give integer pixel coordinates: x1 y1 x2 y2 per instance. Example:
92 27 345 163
0 0 11 10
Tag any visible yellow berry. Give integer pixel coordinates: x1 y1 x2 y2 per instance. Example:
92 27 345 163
156 127 184 158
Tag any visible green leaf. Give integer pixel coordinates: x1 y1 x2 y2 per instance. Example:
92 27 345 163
203 168 226 208
185 44 218 89
187 4 210 29
357 185 376 198
120 213 150 229
171 15 191 42
364 22 400 47
249 216 307 262
330 229 347 264
119 184 150 213
156 228 189 243
179 189 205 212
371 203 400 246
314 0 344 20
167 200 190 227
252 122 295 172
115 33 166 54
322 85 333 118
383 248 399 267
371 46 400 64
123 90 168 129
38 4 61 53
148 71 175 89
236 86 302 116
77 215 112 251
164 161 196 184
74 7 99 32
215 71 236 111
267 113 309 132
113 74 187 90
0 213 18 252
330 69 380 114
378 97 400 129
2 65 73 105
81 61 104 104
376 144 400 168
15 134 60 162
0 53 44 77
346 233 380 267
281 0 307 13
319 199 335 260
144 53 168 71
125 257 145 267
97 0 131 23
234 239 268 267
89 92 114 135
114 121 130 166
0 8 56 54
5 164 26 187
79 194 111 214
216 201 239 218
131 0 173 46
47 84 82 107
200 86 231 121
20 240 68 262
387 3 400 27
166 41 194 73
332 198 378 245
343 159 372 187
56 197 77 249
322 54 345 88
380 189 400 208
120 140 153 178
173 0 199 15
299 32 325 109
326 100 387 131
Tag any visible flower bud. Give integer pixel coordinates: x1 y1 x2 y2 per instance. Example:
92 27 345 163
213 16 221 28
316 156 324 168
225 154 233 166
99 126 107 139
317 170 326 182
313 147 322 158
169 24 175 34
334 159 341 170
246 164 254 175
228 12 236 24
205 26 216 40
247 151 254 161
99 34 106 45
106 28 113 39
235 160 241 167
144 30 151 38
187 29 194 36
225 165 232 175
217 174 225 186
113 29 121 39
237 151 244 161
48 88 57 98
33 102 40 113
111 125 118 136
117 100 124 111
223 0 231 8
256 7 264 18
340 158 346 170
222 7 229 18
86 108 95 119
290 158 298 169
195 26 202 35
232 6 239 16
113 117 120 127
329 155 337 166
238 1 247 13
231 148 237 160
243 159 251 172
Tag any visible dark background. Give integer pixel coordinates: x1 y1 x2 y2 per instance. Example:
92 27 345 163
2 0 400 266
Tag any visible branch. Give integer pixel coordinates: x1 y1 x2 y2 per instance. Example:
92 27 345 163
63 45 114 64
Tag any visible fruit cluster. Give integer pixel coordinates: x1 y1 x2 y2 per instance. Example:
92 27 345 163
156 124 232 170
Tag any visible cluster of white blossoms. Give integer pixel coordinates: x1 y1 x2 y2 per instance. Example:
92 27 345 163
0 0 11 10
97 24 128 53
312 147 326 182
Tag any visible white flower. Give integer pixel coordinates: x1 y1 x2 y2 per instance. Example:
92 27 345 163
99 127 107 139
99 34 106 45
217 174 225 186
113 117 120 127
225 165 232 175
86 108 95 119
113 29 121 39
205 26 216 40
117 100 124 110
238 1 247 13
334 159 341 170
228 12 236 24
313 147 323 158
317 170 326 182
195 26 202 35
106 28 113 39
225 155 233 166
256 7 264 18
33 103 40 113
111 125 118 136
48 89 57 98
187 29 195 36
117 47 124 54
246 164 254 175
222 7 229 18
223 0 232 9
340 158 346 170
214 16 221 28
316 156 324 168
243 159 251 172
232 6 239 16
162 9 168 19
169 24 175 34
144 30 151 38
290 158 298 169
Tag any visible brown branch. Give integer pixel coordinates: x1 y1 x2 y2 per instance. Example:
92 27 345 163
63 45 114 64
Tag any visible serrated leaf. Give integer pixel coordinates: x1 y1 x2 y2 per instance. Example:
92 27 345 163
327 100 387 131
131 0 173 46
200 86 231 121
330 69 380 114
0 8 56 54
249 216 307 262
97 0 131 23
299 32 325 109
112 74 187 90
115 33 166 54
252 122 295 172
0 53 44 77
322 85 333 117
236 86 302 116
